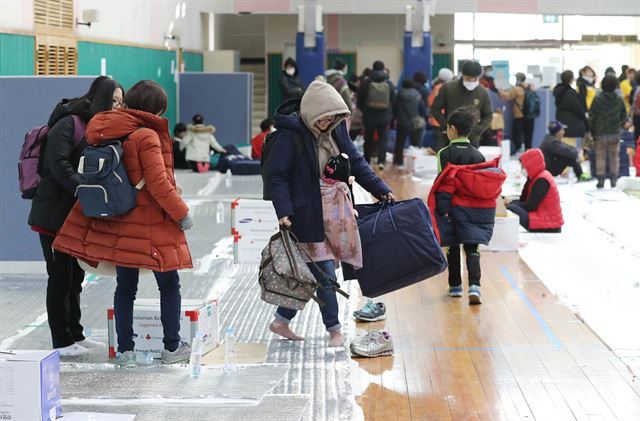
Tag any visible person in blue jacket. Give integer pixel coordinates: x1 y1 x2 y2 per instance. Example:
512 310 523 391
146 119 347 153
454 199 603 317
264 80 394 347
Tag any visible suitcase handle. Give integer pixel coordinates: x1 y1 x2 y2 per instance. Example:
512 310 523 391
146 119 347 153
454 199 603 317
372 200 398 238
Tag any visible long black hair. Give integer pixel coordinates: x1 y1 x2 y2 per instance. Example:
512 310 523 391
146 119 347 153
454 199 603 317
68 76 123 120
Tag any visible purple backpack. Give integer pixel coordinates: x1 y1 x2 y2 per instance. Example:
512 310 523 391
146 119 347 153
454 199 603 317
18 115 86 199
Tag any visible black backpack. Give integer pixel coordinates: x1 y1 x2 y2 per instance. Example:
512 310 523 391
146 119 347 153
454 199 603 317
261 130 304 201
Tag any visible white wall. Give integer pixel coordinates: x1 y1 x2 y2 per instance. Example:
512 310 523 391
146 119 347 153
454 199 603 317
0 0 33 31
193 0 640 16
74 0 204 50
0 0 205 50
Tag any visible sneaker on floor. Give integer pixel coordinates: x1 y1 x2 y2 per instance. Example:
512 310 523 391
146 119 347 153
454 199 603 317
353 299 386 322
578 173 592 182
469 285 482 305
161 341 191 364
115 351 137 368
350 331 394 357
56 343 90 357
329 331 345 348
76 338 105 348
378 163 385 170
448 286 463 297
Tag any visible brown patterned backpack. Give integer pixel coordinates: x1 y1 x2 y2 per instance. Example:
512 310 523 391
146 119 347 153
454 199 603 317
258 229 348 310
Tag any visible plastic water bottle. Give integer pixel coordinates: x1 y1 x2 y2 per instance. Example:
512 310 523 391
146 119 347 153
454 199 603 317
144 352 154 365
189 331 204 378
223 327 237 373
225 171 232 188
216 202 224 224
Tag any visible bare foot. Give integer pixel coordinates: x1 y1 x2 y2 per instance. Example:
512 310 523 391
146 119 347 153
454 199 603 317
269 321 304 341
328 330 345 348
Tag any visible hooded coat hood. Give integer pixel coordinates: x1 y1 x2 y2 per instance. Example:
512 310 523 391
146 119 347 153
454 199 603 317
86 108 169 145
48 98 92 127
520 148 546 179
300 81 351 174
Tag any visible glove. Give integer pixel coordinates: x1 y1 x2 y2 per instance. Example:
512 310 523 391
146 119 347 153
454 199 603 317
179 214 193 231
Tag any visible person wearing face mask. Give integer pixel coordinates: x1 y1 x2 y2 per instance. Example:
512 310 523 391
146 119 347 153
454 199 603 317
280 57 305 102
576 66 597 112
428 68 455 151
505 149 563 233
430 60 493 148
263 81 393 347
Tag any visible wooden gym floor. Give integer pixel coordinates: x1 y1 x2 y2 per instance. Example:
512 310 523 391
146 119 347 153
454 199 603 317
354 168 640 420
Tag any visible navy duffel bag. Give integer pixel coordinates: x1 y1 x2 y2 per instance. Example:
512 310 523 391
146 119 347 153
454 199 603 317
344 198 447 298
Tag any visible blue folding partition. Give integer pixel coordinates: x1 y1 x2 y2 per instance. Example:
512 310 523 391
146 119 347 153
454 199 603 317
403 32 432 84
178 73 253 145
296 32 325 88
0 76 96 264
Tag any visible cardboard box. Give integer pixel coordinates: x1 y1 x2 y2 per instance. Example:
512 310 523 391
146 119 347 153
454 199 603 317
480 211 520 251
233 233 270 263
0 350 61 421
230 198 279 237
107 299 219 359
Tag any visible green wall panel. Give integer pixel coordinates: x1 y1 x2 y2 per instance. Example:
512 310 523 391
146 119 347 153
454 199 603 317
0 33 35 76
268 53 283 117
77 41 185 129
183 52 203 72
433 53 453 80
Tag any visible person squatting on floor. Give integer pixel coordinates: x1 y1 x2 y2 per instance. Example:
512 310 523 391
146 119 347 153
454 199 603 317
436 108 487 304
264 80 393 347
506 149 564 233
28 76 124 357
53 80 195 368
540 121 587 180
182 113 227 173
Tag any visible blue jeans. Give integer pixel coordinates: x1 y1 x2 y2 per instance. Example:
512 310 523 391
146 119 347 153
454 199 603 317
275 260 341 332
114 267 182 353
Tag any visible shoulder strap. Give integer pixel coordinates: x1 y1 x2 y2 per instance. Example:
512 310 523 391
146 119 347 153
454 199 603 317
70 115 86 147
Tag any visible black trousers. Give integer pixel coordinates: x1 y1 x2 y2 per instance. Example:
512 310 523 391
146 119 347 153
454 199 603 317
512 118 535 152
39 234 85 349
363 123 389 165
507 203 562 233
434 129 449 152
394 127 423 165
547 155 583 178
447 244 481 287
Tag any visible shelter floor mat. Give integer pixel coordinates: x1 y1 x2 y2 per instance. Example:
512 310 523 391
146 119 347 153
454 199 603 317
61 363 289 401
63 394 310 421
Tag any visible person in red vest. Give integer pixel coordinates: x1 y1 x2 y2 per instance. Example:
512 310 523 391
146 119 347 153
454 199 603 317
506 149 564 232
250 118 274 160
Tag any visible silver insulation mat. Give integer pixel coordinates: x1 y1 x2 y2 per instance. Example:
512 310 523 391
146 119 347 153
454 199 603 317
61 363 289 401
62 395 310 421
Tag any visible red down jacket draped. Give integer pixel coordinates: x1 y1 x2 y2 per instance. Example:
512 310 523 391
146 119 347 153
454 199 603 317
428 157 507 246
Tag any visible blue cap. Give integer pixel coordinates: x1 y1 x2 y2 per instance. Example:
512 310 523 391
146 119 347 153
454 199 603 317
548 121 567 135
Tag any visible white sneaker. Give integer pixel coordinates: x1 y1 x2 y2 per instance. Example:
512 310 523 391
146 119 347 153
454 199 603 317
77 338 105 348
56 344 90 357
